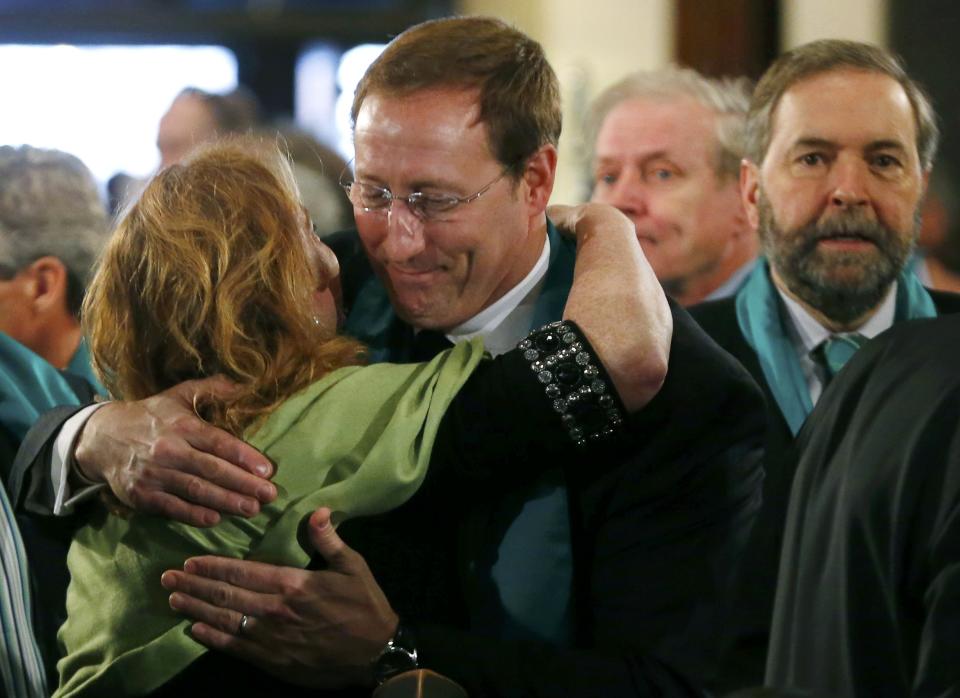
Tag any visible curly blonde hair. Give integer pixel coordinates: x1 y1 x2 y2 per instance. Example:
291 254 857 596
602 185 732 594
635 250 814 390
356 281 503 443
83 137 364 435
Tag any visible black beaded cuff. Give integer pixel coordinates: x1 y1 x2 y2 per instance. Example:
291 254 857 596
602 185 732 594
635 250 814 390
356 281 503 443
519 320 625 447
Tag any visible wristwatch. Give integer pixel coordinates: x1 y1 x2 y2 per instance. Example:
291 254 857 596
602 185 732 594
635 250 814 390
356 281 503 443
371 623 419 685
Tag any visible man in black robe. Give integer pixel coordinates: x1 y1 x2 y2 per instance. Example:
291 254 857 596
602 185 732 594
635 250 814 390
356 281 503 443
767 314 960 697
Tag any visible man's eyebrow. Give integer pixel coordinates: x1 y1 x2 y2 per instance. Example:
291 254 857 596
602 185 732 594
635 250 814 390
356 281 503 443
408 178 460 192
864 139 908 153
595 150 670 167
354 170 459 193
789 137 836 151
593 156 623 172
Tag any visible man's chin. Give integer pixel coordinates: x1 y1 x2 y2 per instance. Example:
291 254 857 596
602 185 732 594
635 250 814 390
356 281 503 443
800 264 891 295
389 293 457 331
790 262 897 318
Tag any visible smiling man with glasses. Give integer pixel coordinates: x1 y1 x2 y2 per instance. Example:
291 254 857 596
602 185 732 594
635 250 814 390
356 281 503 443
148 18 763 694
337 160 521 340
14 16 766 697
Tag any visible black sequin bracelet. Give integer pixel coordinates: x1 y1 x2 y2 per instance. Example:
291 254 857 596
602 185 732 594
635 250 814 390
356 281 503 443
519 320 624 446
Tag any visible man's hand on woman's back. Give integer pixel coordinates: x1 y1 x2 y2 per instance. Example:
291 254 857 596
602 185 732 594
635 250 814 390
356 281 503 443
74 376 276 527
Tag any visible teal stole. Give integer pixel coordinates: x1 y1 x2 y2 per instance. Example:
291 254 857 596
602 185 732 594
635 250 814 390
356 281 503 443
735 259 938 435
64 340 105 396
0 334 93 442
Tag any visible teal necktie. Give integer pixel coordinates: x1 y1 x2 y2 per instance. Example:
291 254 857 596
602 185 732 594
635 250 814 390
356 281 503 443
814 333 868 381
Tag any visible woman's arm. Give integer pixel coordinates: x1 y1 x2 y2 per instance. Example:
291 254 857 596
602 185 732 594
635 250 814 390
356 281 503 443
551 203 671 412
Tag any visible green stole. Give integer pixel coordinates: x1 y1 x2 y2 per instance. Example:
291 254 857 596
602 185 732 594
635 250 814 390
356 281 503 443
55 340 485 697
735 259 938 435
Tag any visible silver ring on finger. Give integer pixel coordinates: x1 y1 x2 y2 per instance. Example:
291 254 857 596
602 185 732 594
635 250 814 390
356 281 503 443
237 613 250 636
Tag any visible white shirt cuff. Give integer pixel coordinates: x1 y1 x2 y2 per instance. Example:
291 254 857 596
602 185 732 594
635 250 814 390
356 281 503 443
52 402 110 515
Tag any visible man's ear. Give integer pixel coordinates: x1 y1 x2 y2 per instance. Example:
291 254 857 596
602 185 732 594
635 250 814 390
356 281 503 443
740 158 762 232
521 144 558 215
26 256 71 315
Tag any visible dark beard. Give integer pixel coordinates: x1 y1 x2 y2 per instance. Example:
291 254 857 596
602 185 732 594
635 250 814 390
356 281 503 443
757 194 917 326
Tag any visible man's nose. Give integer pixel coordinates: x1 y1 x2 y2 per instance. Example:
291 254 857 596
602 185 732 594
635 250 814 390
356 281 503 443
596 170 647 218
383 199 427 260
829 157 870 210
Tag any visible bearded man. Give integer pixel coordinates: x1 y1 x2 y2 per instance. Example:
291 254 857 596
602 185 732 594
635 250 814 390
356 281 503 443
689 39 960 692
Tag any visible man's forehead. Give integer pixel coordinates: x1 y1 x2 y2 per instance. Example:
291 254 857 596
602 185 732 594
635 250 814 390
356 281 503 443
768 69 918 151
353 88 497 181
603 95 716 133
355 87 483 132
596 96 719 161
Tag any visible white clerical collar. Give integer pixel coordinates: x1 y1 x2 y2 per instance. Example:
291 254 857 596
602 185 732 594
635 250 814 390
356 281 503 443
777 280 898 354
442 234 551 355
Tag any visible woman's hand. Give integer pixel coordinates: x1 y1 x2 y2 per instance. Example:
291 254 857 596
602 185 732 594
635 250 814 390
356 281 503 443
547 202 637 243
553 201 672 413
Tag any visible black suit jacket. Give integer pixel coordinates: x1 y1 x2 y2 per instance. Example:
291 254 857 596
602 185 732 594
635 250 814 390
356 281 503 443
689 288 960 691
315 231 769 696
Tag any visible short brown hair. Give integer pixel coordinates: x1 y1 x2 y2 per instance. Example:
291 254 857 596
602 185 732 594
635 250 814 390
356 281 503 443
351 16 561 177
746 39 939 170
84 137 363 435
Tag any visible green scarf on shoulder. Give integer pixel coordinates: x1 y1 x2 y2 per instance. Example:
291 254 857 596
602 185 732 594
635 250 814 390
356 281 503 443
55 340 485 697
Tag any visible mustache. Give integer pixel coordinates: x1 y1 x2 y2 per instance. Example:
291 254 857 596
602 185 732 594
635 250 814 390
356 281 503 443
801 214 889 246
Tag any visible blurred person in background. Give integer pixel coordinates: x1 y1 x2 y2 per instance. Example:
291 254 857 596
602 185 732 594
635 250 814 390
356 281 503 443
0 145 108 439
0 145 109 697
588 67 758 306
269 124 354 237
157 85 261 169
912 165 960 292
107 85 263 215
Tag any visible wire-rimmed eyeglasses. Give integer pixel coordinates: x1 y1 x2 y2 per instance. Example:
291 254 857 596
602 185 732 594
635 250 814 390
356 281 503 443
339 167 508 222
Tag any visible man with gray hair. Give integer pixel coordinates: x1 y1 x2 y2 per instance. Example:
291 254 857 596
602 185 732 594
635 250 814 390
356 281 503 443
689 40 960 690
0 145 107 395
0 145 107 698
589 67 758 306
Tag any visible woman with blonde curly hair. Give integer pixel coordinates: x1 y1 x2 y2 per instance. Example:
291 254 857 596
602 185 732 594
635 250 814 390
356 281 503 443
54 137 670 696
83 138 362 436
